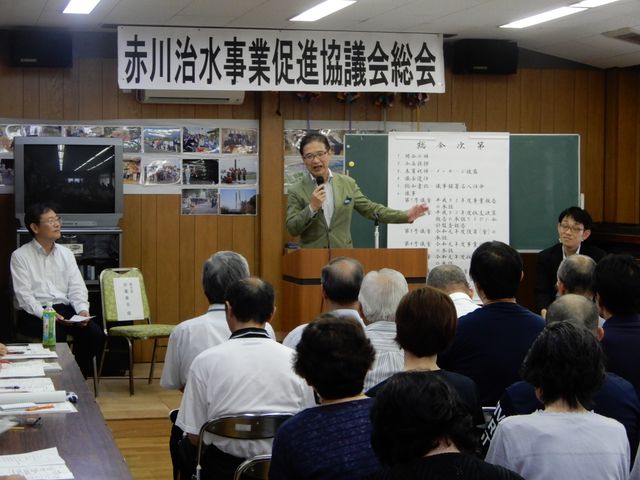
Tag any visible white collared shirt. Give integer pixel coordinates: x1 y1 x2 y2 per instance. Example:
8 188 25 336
449 292 481 318
282 308 365 349
10 239 89 319
364 321 403 391
160 304 277 390
308 171 334 226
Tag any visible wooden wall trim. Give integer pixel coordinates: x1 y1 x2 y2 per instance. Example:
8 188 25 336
259 92 285 330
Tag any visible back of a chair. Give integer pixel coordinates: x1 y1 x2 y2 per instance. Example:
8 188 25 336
195 413 293 480
99 268 151 329
482 406 497 427
233 454 271 480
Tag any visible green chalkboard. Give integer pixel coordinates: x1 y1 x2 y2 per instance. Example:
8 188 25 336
345 133 580 251
509 135 580 249
346 135 389 248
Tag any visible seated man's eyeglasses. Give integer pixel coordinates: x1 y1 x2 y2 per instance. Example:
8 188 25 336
40 216 62 226
303 151 328 161
558 222 583 233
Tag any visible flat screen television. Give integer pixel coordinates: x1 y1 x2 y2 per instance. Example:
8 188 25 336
14 136 124 228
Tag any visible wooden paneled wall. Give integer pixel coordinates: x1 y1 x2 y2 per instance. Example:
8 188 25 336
1 53 638 350
604 68 640 224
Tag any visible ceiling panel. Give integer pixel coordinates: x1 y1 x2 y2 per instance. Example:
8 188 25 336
0 0 636 68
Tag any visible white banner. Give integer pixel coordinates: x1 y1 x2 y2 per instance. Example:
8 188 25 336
387 132 510 277
118 26 444 93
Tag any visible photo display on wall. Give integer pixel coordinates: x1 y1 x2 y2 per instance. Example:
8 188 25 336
0 120 259 216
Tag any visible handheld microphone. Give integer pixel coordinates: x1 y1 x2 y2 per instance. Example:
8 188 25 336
315 176 324 186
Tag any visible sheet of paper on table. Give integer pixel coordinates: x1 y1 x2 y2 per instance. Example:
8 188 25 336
0 447 74 479
0 377 55 393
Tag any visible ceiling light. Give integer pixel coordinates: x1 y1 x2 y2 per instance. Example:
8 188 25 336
500 6 586 29
290 0 356 22
573 0 621 7
63 0 101 15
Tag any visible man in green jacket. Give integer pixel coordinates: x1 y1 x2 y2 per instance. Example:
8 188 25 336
286 133 428 248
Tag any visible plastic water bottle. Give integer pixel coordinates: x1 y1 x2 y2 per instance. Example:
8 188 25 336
42 302 57 350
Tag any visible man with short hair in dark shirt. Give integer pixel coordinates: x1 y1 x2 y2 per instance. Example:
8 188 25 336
594 254 640 390
438 241 544 406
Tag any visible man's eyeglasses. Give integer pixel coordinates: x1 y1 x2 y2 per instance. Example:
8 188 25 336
40 217 62 226
558 222 583 233
303 151 328 161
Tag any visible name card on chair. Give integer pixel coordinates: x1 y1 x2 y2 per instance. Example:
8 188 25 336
113 277 145 321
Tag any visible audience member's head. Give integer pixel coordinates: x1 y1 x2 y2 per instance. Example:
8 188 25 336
546 294 600 335
295 313 375 400
321 256 364 306
427 264 473 297
395 287 457 358
225 277 275 325
24 202 60 237
370 371 476 465
358 269 408 324
593 254 640 317
202 251 250 304
557 254 596 297
469 241 522 301
522 322 605 409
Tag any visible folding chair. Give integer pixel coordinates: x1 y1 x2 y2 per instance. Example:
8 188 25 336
234 454 271 480
194 412 293 480
98 267 175 395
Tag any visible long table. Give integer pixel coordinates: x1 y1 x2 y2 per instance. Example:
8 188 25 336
0 343 132 479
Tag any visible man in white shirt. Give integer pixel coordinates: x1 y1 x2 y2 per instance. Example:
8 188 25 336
160 251 275 391
358 268 408 391
427 264 480 318
282 256 366 348
162 251 277 476
176 277 313 479
10 203 104 377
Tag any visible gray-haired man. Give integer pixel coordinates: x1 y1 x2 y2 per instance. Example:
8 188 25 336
358 268 408 390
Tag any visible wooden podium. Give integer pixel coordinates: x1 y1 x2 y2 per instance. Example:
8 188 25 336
281 248 427 333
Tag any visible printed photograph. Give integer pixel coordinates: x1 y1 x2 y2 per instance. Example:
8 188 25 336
143 158 181 185
221 128 258 154
181 188 219 215
23 125 62 137
283 155 345 193
219 157 257 185
219 188 257 215
283 128 345 156
65 126 104 137
123 156 142 184
143 127 181 154
183 127 220 153
104 126 142 153
0 125 24 153
0 158 14 186
182 158 219 185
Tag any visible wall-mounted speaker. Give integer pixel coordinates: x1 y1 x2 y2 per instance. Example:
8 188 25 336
9 30 73 68
452 39 518 75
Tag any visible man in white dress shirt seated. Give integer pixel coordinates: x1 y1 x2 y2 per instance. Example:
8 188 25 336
176 277 313 479
282 256 365 349
10 203 104 378
358 268 408 391
162 251 276 477
427 264 480 318
160 250 275 391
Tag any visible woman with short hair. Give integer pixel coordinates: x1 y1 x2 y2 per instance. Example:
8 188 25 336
486 322 630 479
370 371 523 479
269 313 381 479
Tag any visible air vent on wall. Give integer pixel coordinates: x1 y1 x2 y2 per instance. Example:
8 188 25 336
602 27 640 46
136 89 245 105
